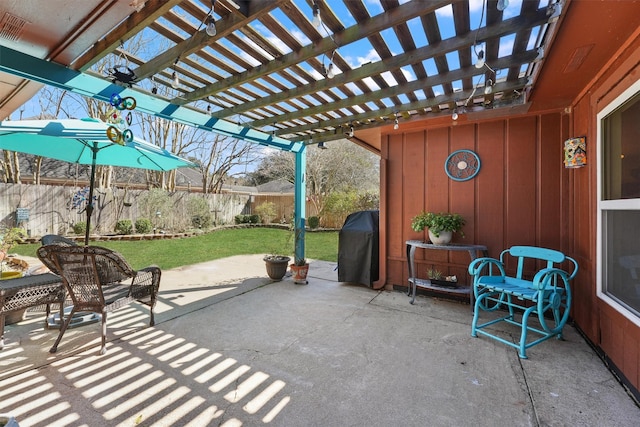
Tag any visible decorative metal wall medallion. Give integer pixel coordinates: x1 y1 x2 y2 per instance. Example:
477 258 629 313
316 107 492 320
445 149 481 181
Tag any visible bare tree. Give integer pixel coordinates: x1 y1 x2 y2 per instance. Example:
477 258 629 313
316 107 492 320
189 132 260 193
248 140 379 214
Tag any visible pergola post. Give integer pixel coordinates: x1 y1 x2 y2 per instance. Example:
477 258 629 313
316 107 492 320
294 147 306 264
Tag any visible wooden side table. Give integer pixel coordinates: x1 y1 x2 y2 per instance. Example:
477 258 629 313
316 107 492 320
406 240 488 305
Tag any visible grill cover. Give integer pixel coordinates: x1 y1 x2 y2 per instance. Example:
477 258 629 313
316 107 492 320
338 210 379 287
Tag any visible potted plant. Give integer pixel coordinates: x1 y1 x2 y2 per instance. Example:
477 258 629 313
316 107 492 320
411 211 465 245
427 268 458 287
264 254 291 280
1 227 27 323
0 227 27 267
263 224 292 281
289 223 309 284
290 257 309 285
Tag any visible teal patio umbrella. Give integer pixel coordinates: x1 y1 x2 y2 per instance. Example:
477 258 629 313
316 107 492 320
0 117 196 245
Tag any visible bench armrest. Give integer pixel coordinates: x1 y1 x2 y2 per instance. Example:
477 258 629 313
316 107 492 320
532 267 571 290
468 257 506 277
566 256 579 281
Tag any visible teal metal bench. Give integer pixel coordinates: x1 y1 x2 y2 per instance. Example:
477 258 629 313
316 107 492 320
468 246 578 359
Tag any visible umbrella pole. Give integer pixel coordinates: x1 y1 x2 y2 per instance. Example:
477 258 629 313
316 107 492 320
85 144 98 246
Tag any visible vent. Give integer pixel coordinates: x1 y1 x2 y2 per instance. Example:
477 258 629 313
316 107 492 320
563 44 594 74
0 12 28 42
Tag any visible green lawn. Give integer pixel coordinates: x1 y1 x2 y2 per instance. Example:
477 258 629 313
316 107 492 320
12 228 339 271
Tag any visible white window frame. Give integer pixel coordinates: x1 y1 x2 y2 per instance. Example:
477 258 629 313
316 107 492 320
596 78 640 327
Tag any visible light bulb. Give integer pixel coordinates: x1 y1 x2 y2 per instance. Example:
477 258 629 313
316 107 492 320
497 0 509 11
327 63 335 79
452 110 459 121
171 71 179 89
475 50 485 69
484 80 493 95
205 16 216 36
394 117 399 130
312 3 321 28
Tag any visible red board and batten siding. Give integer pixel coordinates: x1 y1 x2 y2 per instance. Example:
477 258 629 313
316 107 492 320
382 113 569 292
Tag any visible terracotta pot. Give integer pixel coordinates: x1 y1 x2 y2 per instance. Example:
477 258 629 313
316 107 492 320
290 263 309 285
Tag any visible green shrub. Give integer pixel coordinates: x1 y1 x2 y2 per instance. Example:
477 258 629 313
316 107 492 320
308 216 320 229
72 221 87 235
139 188 172 230
191 214 212 229
235 214 258 224
255 202 277 223
187 197 213 229
135 218 153 234
115 219 133 235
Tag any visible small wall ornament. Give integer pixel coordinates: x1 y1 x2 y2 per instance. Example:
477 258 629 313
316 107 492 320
563 136 587 168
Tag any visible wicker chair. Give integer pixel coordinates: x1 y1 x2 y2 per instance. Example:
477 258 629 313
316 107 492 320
40 234 78 247
37 245 161 354
39 235 77 276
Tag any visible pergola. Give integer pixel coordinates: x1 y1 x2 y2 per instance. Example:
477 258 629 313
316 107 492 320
0 0 580 261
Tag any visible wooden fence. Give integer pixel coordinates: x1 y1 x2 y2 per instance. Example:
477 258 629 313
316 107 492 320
0 183 250 238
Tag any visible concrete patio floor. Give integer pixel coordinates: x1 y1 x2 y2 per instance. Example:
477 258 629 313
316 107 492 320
1 254 639 426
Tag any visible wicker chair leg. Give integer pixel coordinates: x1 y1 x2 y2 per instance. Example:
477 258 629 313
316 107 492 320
50 307 77 353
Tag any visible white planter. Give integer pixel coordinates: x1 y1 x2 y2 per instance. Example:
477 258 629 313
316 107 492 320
428 229 452 245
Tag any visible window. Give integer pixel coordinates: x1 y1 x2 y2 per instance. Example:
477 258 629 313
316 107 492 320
598 80 640 325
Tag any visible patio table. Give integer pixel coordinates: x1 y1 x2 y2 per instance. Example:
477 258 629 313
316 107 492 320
0 273 64 349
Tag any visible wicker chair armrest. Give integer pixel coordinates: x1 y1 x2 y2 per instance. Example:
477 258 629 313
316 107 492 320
129 266 161 303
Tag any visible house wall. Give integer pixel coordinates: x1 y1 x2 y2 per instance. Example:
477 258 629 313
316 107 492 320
381 112 571 291
570 31 640 395
379 29 640 397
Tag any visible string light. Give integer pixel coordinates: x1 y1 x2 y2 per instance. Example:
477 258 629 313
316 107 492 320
205 0 217 36
312 1 321 28
475 49 485 69
171 57 180 89
326 63 335 79
452 108 459 121
393 114 399 130
171 71 179 88
484 79 493 95
497 0 509 11
206 16 216 36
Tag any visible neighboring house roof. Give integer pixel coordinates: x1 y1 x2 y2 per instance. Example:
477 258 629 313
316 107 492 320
256 179 295 194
